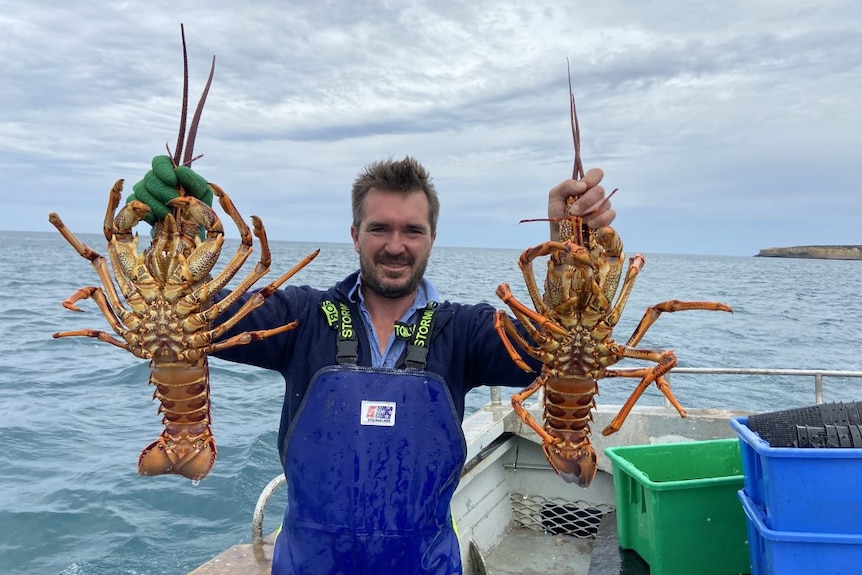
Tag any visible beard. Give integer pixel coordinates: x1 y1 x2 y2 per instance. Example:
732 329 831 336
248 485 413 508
359 251 430 299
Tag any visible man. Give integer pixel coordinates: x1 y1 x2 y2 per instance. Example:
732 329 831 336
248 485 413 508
134 156 614 574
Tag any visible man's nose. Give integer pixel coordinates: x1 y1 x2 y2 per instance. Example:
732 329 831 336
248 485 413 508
384 231 407 252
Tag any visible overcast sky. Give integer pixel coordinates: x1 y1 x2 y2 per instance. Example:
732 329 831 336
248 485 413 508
3 0 859 256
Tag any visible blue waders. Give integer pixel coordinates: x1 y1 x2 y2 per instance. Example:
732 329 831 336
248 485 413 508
271 365 467 574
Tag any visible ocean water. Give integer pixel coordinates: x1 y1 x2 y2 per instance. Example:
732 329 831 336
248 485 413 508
2 229 862 574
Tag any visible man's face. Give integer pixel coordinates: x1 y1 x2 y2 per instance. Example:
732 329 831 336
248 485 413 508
351 187 436 299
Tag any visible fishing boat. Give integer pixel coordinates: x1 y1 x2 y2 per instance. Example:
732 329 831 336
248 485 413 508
187 367 862 575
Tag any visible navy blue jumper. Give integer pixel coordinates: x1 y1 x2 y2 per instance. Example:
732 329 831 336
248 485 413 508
213 270 540 464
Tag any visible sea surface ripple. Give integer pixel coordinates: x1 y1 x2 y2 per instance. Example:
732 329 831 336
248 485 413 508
2 230 861 574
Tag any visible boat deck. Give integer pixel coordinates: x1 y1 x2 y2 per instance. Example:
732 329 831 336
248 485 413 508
188 516 648 575
481 512 647 575
188 536 273 575
482 528 593 574
586 513 650 575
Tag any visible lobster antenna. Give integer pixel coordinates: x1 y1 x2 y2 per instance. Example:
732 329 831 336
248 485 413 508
567 58 584 182
173 24 190 167
182 53 216 166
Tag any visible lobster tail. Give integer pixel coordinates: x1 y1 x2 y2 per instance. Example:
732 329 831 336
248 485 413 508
137 361 218 481
138 428 217 481
542 376 599 486
543 439 598 488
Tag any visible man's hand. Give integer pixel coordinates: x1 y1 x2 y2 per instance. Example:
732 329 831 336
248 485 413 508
547 168 615 241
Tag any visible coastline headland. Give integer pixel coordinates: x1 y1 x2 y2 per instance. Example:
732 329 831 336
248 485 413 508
755 245 862 260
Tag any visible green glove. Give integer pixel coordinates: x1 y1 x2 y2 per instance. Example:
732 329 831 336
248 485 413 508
125 155 215 226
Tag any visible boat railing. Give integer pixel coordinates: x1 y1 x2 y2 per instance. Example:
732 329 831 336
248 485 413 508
251 367 862 544
665 367 862 406
485 367 862 408
252 474 287 544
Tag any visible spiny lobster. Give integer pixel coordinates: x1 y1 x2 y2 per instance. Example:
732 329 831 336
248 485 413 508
493 68 733 488
48 26 318 481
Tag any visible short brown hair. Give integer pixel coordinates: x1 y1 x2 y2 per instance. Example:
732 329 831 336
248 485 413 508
351 156 440 233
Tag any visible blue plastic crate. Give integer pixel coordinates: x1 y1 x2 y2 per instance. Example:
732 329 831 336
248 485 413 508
731 416 862 533
738 490 862 575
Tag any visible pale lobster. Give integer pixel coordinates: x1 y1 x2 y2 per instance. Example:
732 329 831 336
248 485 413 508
48 28 318 481
494 70 733 488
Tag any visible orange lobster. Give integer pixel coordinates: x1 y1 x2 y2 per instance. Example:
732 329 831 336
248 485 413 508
494 70 732 487
48 27 318 481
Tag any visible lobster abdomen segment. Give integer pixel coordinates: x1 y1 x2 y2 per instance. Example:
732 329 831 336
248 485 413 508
541 376 599 487
137 361 216 481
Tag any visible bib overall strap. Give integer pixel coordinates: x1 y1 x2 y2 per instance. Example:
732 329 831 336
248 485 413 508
320 300 358 365
394 301 439 370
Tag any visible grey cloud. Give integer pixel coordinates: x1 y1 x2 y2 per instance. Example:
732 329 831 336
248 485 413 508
3 0 860 255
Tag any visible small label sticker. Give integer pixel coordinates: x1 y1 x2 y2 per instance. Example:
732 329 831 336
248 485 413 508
360 400 396 427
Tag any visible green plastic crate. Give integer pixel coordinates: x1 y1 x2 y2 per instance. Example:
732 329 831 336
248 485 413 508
605 439 750 575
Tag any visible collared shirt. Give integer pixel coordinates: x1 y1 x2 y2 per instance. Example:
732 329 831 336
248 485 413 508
347 274 440 368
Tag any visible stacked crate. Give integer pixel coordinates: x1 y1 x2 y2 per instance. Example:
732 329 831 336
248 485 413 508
732 402 862 575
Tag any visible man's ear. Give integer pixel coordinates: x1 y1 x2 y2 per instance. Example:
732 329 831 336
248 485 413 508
350 225 360 253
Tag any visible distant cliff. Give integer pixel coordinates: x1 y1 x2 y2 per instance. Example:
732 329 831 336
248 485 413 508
756 245 862 260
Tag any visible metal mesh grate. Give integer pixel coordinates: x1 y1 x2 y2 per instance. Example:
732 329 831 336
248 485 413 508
510 492 614 538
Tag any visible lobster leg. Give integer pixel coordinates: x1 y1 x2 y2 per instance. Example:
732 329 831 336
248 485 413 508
211 182 252 244
49 209 137 321
495 283 568 337
104 225 153 314
598 299 733 435
105 181 160 297
519 240 594 316
106 234 144 301
180 182 256 294
49 207 149 339
517 242 564 315
197 246 319 339
625 299 734 347
194 245 319 330
51 327 132 351
511 376 552 441
200 320 300 356
108 180 151 240
60 286 121 318
53 285 146 345
600 350 683 434
494 307 560 365
494 310 540 372
174 188 278 319
182 248 320 355
178 213 273 316
603 254 645 329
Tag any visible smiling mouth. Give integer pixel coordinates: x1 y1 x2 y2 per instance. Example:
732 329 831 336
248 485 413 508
377 257 412 268
379 263 409 276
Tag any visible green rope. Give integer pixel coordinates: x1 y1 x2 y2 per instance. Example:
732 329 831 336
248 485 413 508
124 155 215 238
